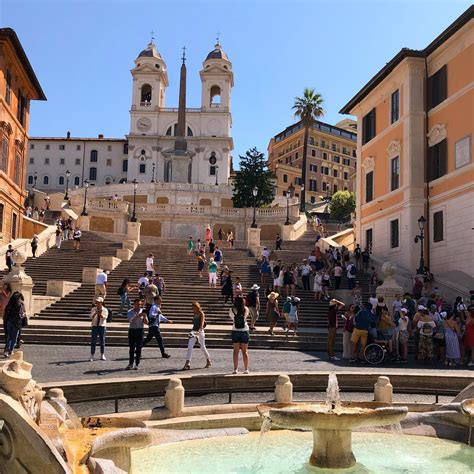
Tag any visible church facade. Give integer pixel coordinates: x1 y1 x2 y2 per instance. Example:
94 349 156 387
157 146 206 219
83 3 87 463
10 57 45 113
26 41 234 191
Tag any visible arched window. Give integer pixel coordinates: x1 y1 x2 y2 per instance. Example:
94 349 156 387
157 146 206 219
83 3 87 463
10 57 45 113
89 167 97 181
74 176 80 186
43 175 49 185
90 150 98 162
165 124 193 137
27 175 34 185
58 176 65 186
210 85 221 107
140 84 152 105
1 137 9 173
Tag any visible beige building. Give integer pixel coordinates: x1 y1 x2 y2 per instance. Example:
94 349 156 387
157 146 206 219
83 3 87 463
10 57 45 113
267 119 357 205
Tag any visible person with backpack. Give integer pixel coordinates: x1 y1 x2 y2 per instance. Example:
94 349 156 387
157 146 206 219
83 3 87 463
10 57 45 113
247 284 260 331
89 297 108 361
142 296 172 358
346 262 357 290
229 296 250 374
118 278 134 316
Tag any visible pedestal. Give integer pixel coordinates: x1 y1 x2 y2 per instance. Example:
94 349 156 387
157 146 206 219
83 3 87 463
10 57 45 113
274 374 293 403
374 376 393 403
311 428 356 468
376 262 404 316
127 222 141 245
77 215 90 231
164 378 185 417
247 227 261 257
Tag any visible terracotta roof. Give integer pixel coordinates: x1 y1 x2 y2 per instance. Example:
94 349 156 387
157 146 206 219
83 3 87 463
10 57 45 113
340 5 473 114
0 28 46 100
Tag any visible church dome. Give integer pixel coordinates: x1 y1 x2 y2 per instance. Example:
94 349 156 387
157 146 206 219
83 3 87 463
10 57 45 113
205 43 228 61
138 42 162 59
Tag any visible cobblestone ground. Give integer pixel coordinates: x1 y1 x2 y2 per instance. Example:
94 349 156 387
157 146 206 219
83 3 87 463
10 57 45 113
18 345 467 417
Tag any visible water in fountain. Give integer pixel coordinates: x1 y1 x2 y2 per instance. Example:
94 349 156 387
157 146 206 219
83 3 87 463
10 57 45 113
390 421 403 435
325 372 341 410
47 398 82 429
254 416 273 471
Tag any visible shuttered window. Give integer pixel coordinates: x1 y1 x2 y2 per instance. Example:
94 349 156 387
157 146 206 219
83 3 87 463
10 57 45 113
89 167 97 181
362 108 376 144
365 171 374 203
427 65 447 110
390 219 399 248
365 228 373 252
14 153 21 185
433 211 444 242
427 139 447 181
391 156 400 191
5 70 12 104
391 89 400 124
1 137 8 173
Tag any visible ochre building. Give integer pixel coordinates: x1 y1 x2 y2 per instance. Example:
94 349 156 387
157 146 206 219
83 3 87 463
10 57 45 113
0 28 45 245
340 6 473 279
267 119 357 204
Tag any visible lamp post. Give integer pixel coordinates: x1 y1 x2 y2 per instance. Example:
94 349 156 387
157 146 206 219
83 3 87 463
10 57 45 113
151 163 155 183
285 192 291 225
414 215 426 275
251 186 258 228
215 165 219 186
300 183 305 213
33 171 38 189
81 180 89 216
64 169 71 200
130 179 138 222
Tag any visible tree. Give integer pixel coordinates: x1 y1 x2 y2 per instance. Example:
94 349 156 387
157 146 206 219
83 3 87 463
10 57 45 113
292 88 325 213
232 147 274 208
329 191 356 222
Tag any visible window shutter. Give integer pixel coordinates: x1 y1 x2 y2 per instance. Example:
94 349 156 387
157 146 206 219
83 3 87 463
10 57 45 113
427 74 432 110
439 139 447 176
439 66 447 103
427 146 434 181
371 108 376 138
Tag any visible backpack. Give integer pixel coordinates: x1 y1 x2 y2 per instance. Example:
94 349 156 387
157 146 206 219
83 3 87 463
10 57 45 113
247 291 258 307
117 286 125 296
349 265 356 276
232 309 245 329
106 308 113 323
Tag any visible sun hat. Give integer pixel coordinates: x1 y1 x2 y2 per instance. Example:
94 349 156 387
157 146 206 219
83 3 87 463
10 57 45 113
400 308 408 313
418 305 426 310
330 298 344 306
251 284 260 290
268 292 279 301
95 297 104 303
440 311 447 319
293 297 301 303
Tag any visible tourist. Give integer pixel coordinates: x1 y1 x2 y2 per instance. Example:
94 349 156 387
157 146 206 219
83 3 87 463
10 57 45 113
369 267 378 293
3 292 26 357
127 298 148 370
154 274 166 297
327 298 344 361
261 247 270 262
275 233 283 251
142 296 172 358
272 260 282 292
247 284 260 331
362 248 370 274
392 294 403 320
282 296 292 327
94 270 108 302
377 308 394 354
321 268 331 301
208 257 218 288
351 302 375 362
368 293 378 311
260 258 271 286
196 239 202 254
412 305 426 360
342 304 356 360
182 301 212 370
5 244 14 272
417 312 436 363
229 296 250 374
187 237 194 261
137 273 149 299
266 291 280 336
117 278 134 316
233 276 243 300
463 307 474 366
287 297 300 337
73 227 82 250
227 230 234 248
146 253 155 277
352 281 363 307
397 308 411 362
205 225 212 245
143 279 159 314
412 277 423 300
208 238 216 257
283 265 294 298
333 261 343 290
44 194 51 210
300 259 312 291
221 269 233 304
89 297 108 361
214 246 223 267
1 283 12 351
346 261 356 290
55 226 62 249
444 311 461 366
30 234 39 259
354 244 362 270
313 270 323 301
217 228 223 245
197 250 206 278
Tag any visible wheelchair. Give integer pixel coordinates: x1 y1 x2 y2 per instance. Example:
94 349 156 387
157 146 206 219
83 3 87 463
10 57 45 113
364 339 391 365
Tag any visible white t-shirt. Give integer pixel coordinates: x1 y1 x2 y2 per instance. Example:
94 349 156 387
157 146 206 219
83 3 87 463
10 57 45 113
347 264 356 279
261 249 270 259
229 307 249 332
146 257 154 272
138 276 149 287
369 297 378 310
96 272 107 285
398 316 409 331
301 264 311 276
334 266 343 277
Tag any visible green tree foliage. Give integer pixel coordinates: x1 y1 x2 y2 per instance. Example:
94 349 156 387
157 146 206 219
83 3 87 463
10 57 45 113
232 147 274 208
329 191 356 222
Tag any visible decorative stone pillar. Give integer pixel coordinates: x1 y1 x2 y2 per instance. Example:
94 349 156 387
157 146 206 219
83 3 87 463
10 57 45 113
2 250 34 315
164 378 185 417
376 262 404 316
247 227 261 257
275 374 293 403
77 215 90 231
374 376 393 404
127 222 141 245
82 267 101 284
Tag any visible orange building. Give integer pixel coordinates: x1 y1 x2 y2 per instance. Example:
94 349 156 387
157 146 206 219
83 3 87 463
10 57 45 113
340 6 473 279
0 28 46 245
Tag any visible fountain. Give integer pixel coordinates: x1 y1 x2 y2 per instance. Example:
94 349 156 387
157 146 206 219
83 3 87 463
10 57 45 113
259 373 408 468
0 352 154 473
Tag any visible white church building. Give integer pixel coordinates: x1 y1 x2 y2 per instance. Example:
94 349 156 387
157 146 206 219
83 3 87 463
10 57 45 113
26 40 234 191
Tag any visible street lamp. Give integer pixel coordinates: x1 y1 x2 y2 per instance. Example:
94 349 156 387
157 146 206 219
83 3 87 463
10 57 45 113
130 179 138 222
33 171 38 189
285 192 291 225
215 165 219 186
81 179 89 216
151 163 155 183
64 169 71 200
414 215 427 275
300 183 305 213
251 185 258 228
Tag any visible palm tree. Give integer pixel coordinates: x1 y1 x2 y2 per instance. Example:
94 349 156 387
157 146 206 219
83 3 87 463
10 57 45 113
293 88 324 212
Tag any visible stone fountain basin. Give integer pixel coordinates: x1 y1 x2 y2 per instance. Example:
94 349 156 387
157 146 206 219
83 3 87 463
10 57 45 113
460 398 474 417
258 402 408 430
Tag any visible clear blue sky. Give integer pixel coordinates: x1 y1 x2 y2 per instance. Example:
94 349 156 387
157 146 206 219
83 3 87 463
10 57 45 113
2 0 471 163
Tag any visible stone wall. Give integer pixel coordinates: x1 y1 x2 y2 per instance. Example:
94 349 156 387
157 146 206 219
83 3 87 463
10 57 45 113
90 216 114 233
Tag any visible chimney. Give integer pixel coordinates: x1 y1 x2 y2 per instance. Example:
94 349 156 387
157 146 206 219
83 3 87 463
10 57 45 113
66 131 71 139
98 134 104 139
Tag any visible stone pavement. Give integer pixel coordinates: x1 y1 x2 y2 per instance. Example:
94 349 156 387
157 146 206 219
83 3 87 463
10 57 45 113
21 344 473 384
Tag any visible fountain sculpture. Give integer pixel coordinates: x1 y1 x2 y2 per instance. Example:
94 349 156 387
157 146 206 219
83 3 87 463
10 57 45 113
259 373 408 469
0 352 153 473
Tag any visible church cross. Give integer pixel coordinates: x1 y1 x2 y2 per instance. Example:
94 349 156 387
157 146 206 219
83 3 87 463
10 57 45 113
182 46 186 63
150 30 155 43
216 31 221 45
